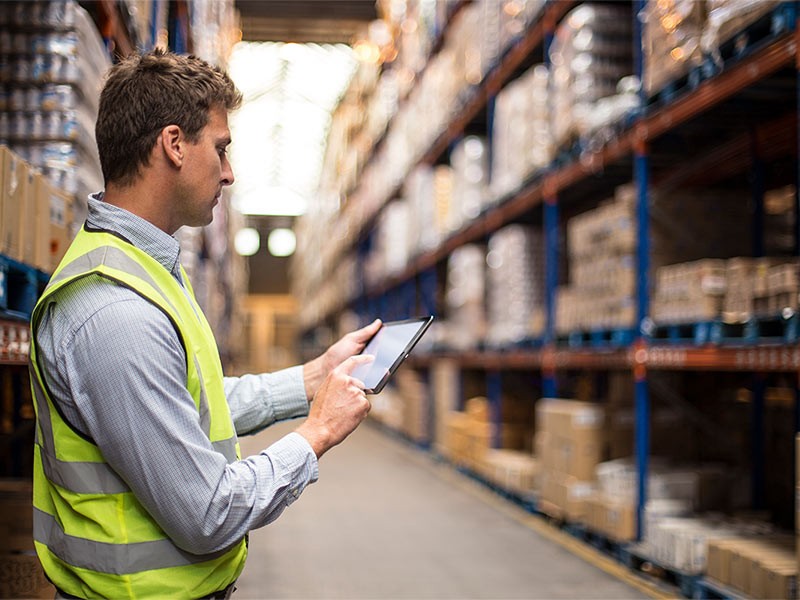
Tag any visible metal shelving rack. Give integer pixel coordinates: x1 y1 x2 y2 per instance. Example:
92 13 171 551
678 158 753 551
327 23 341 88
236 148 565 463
300 0 800 580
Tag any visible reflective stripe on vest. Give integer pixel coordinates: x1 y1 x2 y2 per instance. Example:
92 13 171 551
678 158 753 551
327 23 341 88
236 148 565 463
30 227 246 598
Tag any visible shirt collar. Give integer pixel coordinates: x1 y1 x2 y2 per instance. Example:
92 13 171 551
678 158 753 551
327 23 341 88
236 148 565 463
86 192 183 279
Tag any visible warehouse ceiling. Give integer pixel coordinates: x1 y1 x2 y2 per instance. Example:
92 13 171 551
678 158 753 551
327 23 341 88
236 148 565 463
230 2 375 294
235 0 378 43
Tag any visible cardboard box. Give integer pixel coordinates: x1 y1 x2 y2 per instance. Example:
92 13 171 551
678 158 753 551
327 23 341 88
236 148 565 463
1 148 28 261
762 563 797 600
707 538 746 585
0 553 54 599
0 479 33 553
47 184 74 271
17 168 39 267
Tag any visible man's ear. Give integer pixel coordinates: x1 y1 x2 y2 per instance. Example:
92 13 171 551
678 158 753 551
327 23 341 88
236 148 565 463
160 125 183 168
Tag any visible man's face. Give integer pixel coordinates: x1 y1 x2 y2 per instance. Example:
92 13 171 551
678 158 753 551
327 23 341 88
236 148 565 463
174 106 234 231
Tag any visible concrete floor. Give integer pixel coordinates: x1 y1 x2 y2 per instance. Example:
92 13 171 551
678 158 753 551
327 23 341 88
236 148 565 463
234 420 649 600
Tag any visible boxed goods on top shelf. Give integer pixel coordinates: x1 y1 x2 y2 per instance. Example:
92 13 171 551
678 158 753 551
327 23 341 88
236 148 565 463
641 0 786 98
701 0 783 67
549 3 635 151
190 0 238 67
639 0 707 97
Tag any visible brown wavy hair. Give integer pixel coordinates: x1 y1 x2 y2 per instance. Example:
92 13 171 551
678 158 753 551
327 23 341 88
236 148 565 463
96 49 242 187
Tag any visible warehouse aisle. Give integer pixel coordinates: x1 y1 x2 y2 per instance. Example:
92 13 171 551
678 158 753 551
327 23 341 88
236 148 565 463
234 420 651 600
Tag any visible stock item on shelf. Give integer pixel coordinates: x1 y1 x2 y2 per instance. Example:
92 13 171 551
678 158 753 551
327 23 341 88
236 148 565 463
0 0 107 223
548 3 636 151
1 145 73 273
557 185 637 335
440 395 536 495
490 63 551 201
486 225 544 347
639 0 707 96
653 256 800 325
444 244 486 351
640 0 784 97
368 369 430 444
706 534 796 599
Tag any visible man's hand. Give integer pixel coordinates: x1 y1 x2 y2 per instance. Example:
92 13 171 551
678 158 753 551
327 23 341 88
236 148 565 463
302 319 381 401
295 354 375 458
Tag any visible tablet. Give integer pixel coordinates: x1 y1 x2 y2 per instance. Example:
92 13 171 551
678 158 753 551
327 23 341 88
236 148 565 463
351 316 434 394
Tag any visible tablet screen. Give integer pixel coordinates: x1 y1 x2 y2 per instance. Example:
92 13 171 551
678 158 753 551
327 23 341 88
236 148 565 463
351 316 433 394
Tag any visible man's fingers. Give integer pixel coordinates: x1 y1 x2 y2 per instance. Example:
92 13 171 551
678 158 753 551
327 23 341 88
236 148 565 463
339 353 375 375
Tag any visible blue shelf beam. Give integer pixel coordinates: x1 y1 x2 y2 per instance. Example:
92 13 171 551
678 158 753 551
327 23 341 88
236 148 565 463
487 371 503 449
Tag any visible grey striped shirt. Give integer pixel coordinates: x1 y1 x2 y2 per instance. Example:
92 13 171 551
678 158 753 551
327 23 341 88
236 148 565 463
35 194 318 555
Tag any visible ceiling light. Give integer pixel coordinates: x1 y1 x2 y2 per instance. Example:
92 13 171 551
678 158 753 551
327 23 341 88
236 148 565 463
234 227 260 256
233 186 308 216
267 228 297 257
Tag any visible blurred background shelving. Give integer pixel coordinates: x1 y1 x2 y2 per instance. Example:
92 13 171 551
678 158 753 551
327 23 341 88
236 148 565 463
2 1 800 598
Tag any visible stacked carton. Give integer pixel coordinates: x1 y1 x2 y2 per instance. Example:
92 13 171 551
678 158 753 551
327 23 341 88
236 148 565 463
651 259 727 324
441 396 531 475
652 256 800 325
481 449 539 498
1 146 73 271
557 185 637 334
707 535 796 599
535 398 605 522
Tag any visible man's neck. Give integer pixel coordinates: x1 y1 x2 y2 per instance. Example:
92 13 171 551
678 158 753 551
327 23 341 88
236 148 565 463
104 177 174 234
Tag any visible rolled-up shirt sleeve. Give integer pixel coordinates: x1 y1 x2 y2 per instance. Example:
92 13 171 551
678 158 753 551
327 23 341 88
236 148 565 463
49 289 318 555
224 366 309 435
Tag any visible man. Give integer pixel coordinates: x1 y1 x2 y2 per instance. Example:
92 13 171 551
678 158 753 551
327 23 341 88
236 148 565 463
28 49 379 599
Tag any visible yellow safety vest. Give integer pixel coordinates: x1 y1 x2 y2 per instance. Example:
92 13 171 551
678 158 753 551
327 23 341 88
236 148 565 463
29 226 248 599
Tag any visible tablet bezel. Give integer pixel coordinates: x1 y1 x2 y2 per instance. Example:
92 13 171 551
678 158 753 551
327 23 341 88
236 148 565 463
357 315 434 394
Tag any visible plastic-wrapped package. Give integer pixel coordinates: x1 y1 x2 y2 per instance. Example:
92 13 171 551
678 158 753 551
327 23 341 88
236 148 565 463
701 0 781 67
1 0 108 231
445 244 487 350
486 224 545 345
490 64 551 201
449 136 488 233
549 3 633 149
499 0 546 51
639 0 706 96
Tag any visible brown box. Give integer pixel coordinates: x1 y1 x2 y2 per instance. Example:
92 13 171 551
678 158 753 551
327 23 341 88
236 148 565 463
45 183 73 273
1 148 28 261
29 175 52 272
600 497 636 542
0 479 33 553
16 168 40 267
0 553 54 599
764 564 797 600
